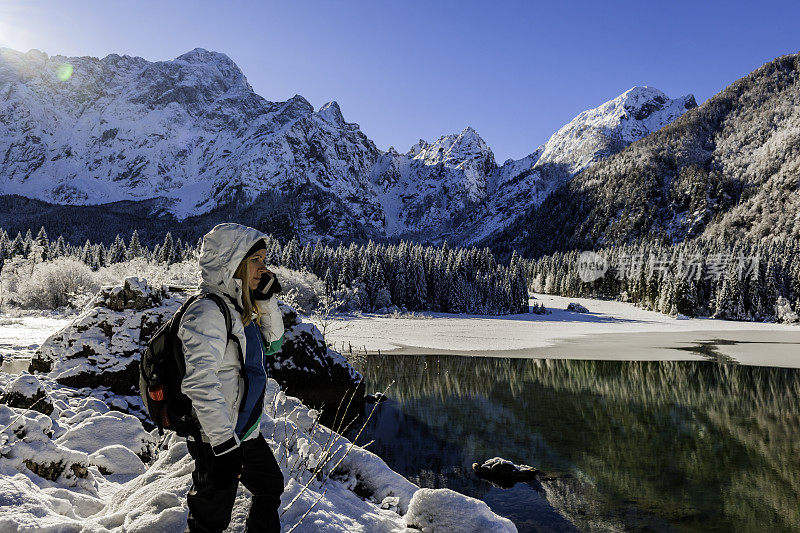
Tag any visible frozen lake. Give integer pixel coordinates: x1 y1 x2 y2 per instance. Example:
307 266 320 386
312 294 800 367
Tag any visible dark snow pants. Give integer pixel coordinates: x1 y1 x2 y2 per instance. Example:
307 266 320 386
186 433 284 533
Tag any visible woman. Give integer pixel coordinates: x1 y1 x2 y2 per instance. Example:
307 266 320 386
177 223 286 533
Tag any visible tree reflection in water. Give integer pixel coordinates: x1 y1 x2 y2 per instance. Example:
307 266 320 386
351 355 800 533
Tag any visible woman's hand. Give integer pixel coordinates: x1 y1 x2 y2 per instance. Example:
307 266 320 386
252 271 281 300
210 445 243 486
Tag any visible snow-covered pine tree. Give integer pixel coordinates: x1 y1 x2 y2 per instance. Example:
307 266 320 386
158 232 174 264
311 241 325 275
92 243 106 270
127 230 143 260
323 267 335 298
22 229 33 258
9 232 23 258
408 248 428 310
34 227 50 261
299 242 313 271
80 240 93 265
107 235 126 264
372 261 392 310
51 235 66 259
715 263 744 320
387 244 404 308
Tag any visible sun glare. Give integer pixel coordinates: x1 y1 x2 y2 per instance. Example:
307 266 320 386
56 62 72 81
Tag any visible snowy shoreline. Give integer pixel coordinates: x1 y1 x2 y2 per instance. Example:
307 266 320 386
311 293 800 368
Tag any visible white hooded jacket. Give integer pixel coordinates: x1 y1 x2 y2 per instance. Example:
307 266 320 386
177 223 285 456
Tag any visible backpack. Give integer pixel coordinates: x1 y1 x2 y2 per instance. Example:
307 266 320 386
138 291 240 437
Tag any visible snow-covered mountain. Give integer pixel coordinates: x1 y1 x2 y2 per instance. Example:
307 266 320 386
0 47 695 244
369 126 495 236
0 47 384 228
368 87 694 244
444 86 697 245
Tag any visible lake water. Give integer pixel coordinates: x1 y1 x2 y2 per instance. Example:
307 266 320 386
350 355 800 532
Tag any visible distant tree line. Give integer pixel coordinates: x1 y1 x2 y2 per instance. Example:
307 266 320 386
0 226 529 315
524 239 800 322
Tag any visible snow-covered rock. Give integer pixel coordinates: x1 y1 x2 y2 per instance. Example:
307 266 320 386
405 488 517 533
0 405 94 489
567 302 589 314
472 457 540 487
89 445 146 475
28 277 182 395
0 373 53 415
55 411 156 462
271 303 364 427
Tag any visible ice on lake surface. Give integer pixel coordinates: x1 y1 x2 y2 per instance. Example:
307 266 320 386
0 314 75 372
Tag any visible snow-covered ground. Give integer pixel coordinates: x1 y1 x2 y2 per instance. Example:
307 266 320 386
0 373 516 532
310 294 800 368
0 311 517 532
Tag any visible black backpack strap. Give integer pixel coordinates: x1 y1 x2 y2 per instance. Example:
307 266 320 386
199 292 247 382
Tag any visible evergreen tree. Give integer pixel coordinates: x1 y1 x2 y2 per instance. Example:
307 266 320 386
93 243 106 270
323 267 335 297
80 240 93 265
127 230 144 260
408 249 428 309
9 232 23 257
159 232 174 264
51 235 66 259
34 227 50 261
282 238 300 270
22 229 33 258
108 235 126 264
174 237 185 262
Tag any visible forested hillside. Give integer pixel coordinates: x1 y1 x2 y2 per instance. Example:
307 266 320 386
489 52 800 258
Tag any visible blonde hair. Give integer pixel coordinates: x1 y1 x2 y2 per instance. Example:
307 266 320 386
233 255 263 327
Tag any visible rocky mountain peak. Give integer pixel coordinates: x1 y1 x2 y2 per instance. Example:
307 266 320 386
282 94 315 116
412 126 493 167
317 101 345 125
408 139 428 157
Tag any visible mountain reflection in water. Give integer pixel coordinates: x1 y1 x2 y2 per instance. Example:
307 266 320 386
349 355 800 532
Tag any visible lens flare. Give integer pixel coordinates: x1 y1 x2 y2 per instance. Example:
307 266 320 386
56 62 73 81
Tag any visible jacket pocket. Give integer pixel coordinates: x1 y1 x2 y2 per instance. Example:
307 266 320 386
230 376 243 424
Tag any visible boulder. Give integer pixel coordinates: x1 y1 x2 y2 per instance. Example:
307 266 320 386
472 457 541 487
89 444 146 475
29 277 184 394
0 405 93 488
55 411 156 463
405 488 517 533
365 392 388 404
0 373 54 415
567 302 589 313
269 302 364 428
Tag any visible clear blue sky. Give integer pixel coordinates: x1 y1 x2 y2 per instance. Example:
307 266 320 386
1 0 798 162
